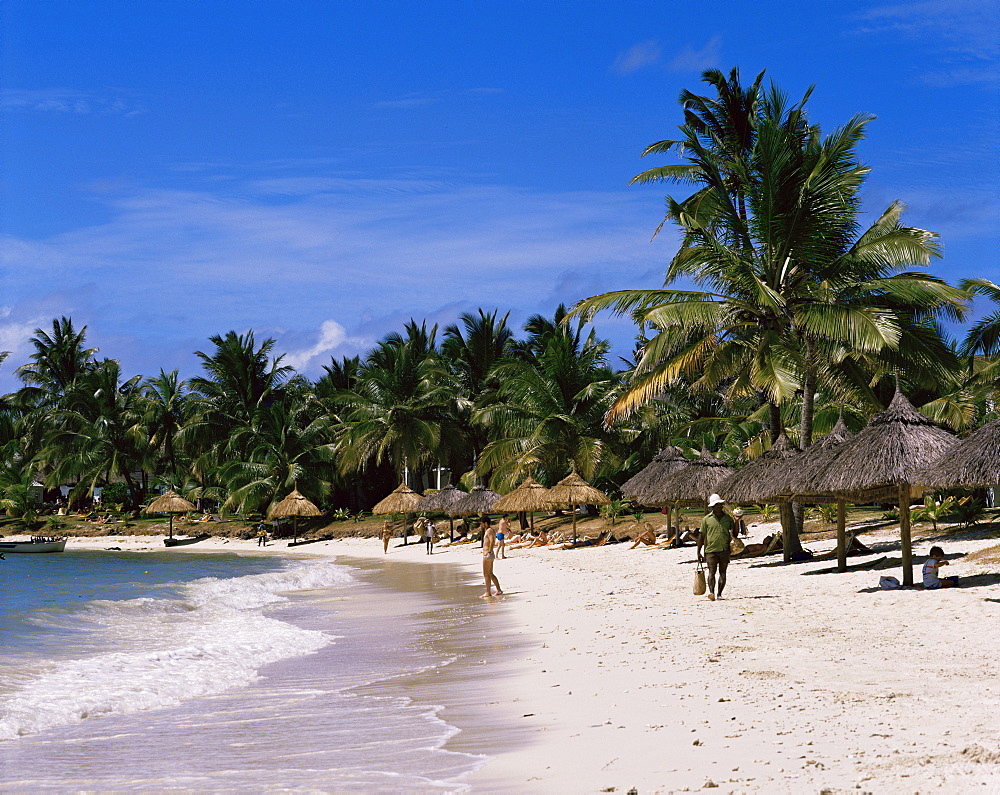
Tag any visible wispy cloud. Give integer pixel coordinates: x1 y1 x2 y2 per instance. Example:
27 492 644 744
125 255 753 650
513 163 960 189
857 0 999 86
668 36 722 73
375 87 503 109
0 171 671 389
610 40 662 75
1 88 147 116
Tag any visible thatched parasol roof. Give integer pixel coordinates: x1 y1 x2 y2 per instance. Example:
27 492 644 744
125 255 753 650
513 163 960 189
800 389 957 498
620 446 689 504
269 489 322 518
546 471 610 507
916 418 1000 489
451 485 503 515
493 477 555 513
717 434 802 505
372 482 424 515
147 490 196 514
784 417 856 502
414 483 467 514
645 448 735 506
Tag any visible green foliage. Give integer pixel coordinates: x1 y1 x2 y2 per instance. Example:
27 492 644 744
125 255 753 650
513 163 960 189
807 504 838 525
100 483 131 507
599 498 629 526
952 497 985 529
754 503 778 522
882 507 900 521
911 495 956 532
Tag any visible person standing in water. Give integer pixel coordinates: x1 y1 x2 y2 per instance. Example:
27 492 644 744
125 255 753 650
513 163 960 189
480 516 503 598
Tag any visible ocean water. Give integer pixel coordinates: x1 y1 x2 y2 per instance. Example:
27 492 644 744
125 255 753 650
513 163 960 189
0 548 491 791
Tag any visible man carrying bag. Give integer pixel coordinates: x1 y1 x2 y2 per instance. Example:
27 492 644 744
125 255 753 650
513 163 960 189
696 494 736 601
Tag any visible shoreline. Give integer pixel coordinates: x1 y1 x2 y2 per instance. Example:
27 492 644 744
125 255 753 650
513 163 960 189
44 527 1000 791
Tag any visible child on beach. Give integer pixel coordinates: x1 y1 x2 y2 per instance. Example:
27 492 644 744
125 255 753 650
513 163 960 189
923 546 959 589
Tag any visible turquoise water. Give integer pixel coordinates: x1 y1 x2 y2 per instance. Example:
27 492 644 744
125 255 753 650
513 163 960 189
0 548 486 790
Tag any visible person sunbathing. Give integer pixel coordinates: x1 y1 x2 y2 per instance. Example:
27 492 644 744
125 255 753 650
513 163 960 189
629 524 658 548
743 533 783 556
511 530 550 549
554 531 612 550
193 513 213 522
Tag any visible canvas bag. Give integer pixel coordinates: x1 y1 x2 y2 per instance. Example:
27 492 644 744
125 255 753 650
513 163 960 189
693 560 707 595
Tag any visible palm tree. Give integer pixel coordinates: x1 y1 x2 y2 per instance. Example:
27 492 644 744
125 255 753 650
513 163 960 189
334 322 465 485
141 369 190 485
41 359 147 508
218 396 335 514
15 317 98 406
475 312 621 489
573 69 968 554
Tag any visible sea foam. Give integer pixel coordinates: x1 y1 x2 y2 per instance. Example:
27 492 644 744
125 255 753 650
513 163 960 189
0 560 353 740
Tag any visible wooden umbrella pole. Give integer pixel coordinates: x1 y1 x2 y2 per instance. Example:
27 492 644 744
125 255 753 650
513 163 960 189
572 504 577 543
449 516 454 543
169 515 174 540
900 485 914 586
836 499 847 573
666 504 674 547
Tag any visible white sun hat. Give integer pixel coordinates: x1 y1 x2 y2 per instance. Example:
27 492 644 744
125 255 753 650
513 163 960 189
707 493 725 507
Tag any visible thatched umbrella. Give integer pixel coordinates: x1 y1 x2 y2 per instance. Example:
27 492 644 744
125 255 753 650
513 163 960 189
147 490 196 540
916 418 1000 489
451 485 502 516
800 389 958 585
373 482 424 545
493 476 554 532
415 484 467 541
546 471 610 542
621 446 689 504
269 488 322 544
782 417 856 571
717 435 802 561
644 449 735 544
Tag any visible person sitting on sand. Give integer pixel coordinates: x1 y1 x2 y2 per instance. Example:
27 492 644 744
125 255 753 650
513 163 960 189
511 529 549 549
629 524 658 548
923 546 959 589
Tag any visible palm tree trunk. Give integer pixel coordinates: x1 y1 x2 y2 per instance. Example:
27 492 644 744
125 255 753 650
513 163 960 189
768 402 782 443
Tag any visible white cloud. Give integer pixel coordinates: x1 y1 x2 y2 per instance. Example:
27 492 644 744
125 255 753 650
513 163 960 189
0 172 673 388
668 36 722 73
281 320 366 371
610 41 662 76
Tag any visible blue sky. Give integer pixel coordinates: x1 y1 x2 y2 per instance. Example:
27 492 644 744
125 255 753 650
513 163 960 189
1 0 998 391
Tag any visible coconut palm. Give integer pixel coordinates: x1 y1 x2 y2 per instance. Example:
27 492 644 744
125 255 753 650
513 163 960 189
15 317 98 406
41 359 148 508
217 396 335 514
475 313 621 489
141 369 190 484
334 322 466 483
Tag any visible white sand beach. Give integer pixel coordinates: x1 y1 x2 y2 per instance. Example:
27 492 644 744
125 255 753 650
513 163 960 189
59 525 1000 793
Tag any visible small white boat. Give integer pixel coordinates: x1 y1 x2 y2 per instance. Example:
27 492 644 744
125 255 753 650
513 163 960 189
0 536 68 553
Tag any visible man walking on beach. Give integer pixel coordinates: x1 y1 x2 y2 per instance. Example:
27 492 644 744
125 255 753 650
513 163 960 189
697 494 736 601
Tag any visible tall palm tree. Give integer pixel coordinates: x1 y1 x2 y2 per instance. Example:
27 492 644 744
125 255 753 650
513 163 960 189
141 369 190 485
15 317 98 408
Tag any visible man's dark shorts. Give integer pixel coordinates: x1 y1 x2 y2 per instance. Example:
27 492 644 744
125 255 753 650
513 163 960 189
705 550 731 569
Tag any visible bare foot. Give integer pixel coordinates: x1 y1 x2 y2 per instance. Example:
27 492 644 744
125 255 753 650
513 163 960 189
707 593 716 601
480 592 492 599
495 590 504 595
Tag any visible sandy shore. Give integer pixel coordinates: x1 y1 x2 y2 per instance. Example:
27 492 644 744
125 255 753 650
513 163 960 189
53 525 1000 792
